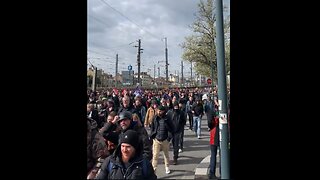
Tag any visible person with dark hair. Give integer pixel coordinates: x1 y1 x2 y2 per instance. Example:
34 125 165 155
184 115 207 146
192 98 204 139
207 112 221 180
150 105 174 174
96 130 157 180
144 100 158 128
186 96 194 130
167 101 186 165
132 97 146 125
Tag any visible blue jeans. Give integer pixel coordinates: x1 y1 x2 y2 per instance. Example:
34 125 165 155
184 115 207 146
193 116 201 137
209 145 220 177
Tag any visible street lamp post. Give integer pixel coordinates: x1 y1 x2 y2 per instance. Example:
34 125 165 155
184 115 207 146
215 0 230 179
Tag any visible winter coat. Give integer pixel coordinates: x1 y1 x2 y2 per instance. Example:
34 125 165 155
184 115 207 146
144 107 156 126
96 143 157 180
208 116 219 146
166 109 186 133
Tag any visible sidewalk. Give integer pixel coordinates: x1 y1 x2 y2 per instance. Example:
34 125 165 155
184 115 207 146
194 149 220 179
155 115 211 179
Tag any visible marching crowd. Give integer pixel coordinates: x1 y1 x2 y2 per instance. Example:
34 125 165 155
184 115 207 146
87 87 230 179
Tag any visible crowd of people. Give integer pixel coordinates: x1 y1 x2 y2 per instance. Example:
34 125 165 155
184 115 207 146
87 86 230 179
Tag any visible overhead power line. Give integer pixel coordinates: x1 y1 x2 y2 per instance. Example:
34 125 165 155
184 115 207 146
99 0 163 41
87 49 115 58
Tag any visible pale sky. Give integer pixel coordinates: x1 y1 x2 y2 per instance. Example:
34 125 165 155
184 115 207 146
87 0 230 78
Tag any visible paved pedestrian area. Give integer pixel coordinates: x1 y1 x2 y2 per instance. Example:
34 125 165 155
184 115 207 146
155 115 211 179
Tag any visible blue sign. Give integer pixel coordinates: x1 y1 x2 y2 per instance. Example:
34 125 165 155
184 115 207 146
128 65 132 71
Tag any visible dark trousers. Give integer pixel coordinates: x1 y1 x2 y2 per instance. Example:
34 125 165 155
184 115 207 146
188 112 193 129
172 132 182 160
180 128 184 150
209 145 220 176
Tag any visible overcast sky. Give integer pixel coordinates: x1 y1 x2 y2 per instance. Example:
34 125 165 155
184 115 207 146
88 0 230 78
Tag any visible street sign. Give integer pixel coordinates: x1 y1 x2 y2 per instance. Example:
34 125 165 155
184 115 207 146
128 65 132 71
207 78 212 84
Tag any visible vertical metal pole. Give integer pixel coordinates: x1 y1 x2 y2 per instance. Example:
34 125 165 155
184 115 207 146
215 0 230 179
115 54 118 88
181 60 184 85
92 66 97 92
165 37 169 82
137 39 141 85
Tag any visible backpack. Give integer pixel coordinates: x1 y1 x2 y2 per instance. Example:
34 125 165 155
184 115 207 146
108 158 148 176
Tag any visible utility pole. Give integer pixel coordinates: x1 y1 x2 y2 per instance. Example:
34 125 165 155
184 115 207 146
181 61 184 85
115 54 118 88
190 61 193 86
158 67 160 78
164 37 169 82
135 39 143 85
177 70 179 83
92 66 97 91
215 0 230 179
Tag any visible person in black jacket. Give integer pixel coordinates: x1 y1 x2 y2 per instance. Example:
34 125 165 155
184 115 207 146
167 101 186 165
150 105 174 174
96 130 157 180
191 98 204 139
118 95 135 114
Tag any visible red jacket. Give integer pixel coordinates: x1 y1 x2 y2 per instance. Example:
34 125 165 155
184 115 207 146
210 116 219 146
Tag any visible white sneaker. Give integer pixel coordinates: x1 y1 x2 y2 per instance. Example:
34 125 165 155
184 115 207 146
179 148 182 153
197 136 201 139
165 167 171 174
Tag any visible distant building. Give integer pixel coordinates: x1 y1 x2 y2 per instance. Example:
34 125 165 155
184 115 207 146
122 70 134 85
87 67 114 88
169 74 179 84
134 72 153 87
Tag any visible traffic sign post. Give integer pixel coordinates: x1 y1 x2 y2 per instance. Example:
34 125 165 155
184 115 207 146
128 65 133 85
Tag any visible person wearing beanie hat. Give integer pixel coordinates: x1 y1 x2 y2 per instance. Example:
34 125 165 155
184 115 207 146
103 131 119 155
120 130 140 155
96 130 157 180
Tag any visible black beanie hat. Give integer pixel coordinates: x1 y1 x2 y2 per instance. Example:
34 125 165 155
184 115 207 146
120 130 140 150
103 131 119 145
